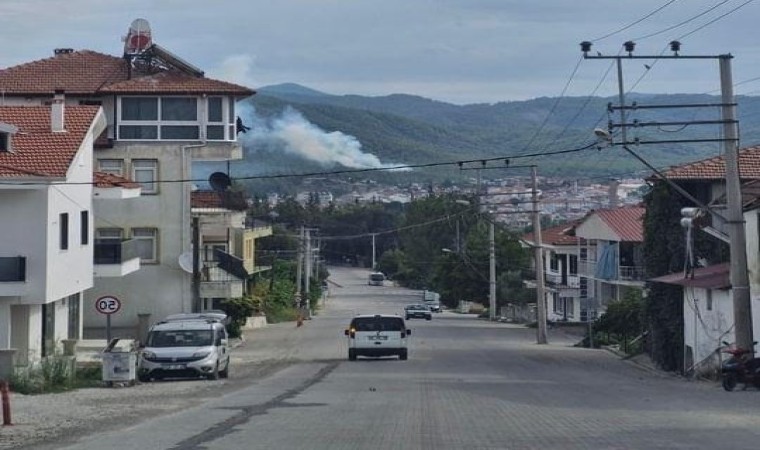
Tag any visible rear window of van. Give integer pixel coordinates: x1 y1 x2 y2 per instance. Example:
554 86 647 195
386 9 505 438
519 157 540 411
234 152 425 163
351 317 404 332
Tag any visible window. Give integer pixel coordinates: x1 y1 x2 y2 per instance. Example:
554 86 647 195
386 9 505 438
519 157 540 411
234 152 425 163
569 255 578 275
132 159 158 194
96 228 124 240
565 298 575 318
97 159 124 176
67 293 80 339
553 294 561 313
132 228 158 263
80 211 89 245
118 95 236 141
706 290 713 311
60 213 69 250
0 132 9 152
203 243 227 262
549 252 559 271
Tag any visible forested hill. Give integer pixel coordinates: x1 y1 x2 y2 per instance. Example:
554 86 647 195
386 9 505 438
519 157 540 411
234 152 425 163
233 83 760 182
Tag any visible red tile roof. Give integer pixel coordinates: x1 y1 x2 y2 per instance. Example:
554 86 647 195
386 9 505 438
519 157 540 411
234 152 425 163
0 50 254 97
595 206 645 242
0 106 100 178
93 172 140 189
523 222 579 246
658 145 760 180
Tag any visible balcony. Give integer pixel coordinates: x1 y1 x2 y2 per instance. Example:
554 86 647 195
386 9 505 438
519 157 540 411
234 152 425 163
200 250 247 298
94 239 141 278
0 256 26 296
579 259 645 283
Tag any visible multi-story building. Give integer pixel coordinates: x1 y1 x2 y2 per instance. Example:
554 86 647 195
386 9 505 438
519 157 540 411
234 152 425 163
0 19 255 339
0 104 117 367
575 205 646 320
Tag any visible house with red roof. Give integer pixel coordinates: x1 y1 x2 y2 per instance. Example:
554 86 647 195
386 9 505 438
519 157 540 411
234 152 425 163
0 103 115 368
0 19 256 343
574 205 646 318
522 222 582 322
648 147 760 375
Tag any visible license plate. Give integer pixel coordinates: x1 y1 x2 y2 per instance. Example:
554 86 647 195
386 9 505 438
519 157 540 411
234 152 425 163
368 336 388 341
165 364 185 370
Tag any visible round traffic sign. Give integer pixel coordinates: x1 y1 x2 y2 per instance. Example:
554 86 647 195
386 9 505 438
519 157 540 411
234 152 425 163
95 295 121 315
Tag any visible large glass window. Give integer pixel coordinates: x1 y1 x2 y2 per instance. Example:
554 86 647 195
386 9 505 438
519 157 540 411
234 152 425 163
122 97 158 120
132 159 158 195
80 211 89 245
132 228 158 263
161 97 197 121
60 213 69 250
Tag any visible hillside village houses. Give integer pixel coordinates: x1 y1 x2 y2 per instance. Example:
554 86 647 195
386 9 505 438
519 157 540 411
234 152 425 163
522 147 760 376
0 19 271 369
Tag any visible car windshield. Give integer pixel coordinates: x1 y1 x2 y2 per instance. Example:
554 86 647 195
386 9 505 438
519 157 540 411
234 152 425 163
146 329 213 347
407 305 427 310
351 317 404 332
369 273 385 281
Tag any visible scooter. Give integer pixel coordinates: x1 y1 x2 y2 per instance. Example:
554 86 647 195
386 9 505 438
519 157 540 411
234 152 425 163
721 341 760 391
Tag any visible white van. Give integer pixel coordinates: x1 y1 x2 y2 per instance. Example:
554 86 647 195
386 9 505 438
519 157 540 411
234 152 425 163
368 272 385 286
138 312 230 381
345 314 410 360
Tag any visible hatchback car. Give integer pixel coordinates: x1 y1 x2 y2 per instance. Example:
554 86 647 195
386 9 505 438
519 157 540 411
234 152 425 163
405 304 432 320
345 314 410 360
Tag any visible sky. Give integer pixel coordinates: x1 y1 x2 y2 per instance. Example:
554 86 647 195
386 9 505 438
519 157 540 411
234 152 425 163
1 0 759 105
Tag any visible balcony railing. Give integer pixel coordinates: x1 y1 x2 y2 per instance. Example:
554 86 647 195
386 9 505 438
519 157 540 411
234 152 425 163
579 259 645 282
207 249 248 280
0 256 25 282
94 239 139 264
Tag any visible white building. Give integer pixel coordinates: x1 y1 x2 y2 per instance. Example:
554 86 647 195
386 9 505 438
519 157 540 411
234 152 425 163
0 104 107 367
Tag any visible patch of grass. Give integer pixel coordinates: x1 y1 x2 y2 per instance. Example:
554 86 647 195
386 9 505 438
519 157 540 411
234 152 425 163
10 356 103 394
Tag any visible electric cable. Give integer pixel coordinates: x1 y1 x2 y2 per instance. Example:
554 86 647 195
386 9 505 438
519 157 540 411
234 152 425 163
590 0 679 42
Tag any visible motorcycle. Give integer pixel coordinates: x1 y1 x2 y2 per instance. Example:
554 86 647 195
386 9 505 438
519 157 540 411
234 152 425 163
721 341 760 391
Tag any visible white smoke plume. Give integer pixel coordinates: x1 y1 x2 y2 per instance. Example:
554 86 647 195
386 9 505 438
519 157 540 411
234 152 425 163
240 105 406 170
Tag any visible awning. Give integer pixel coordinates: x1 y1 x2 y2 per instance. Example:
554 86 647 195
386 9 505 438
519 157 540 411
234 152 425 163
649 263 730 289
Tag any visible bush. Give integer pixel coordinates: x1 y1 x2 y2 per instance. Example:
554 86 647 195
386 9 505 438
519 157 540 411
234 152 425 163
219 296 257 338
10 355 76 394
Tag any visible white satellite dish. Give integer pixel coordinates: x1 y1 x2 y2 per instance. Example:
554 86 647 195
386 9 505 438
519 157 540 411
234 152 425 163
178 252 194 273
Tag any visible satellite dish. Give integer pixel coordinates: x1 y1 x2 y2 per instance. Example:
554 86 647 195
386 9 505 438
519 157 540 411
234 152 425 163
178 252 194 273
209 172 232 192
124 19 152 56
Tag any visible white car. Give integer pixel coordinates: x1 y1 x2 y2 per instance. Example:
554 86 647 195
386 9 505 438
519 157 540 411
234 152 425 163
345 314 410 360
138 312 230 381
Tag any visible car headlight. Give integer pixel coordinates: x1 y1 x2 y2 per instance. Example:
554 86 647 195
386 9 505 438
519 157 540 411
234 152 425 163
193 351 211 359
141 351 156 360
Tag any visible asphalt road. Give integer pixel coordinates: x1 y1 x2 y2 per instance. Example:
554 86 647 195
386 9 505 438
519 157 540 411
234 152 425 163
54 267 760 449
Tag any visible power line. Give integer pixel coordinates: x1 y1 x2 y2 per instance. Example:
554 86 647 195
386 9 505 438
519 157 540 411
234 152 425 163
676 0 755 40
591 0 679 42
631 0 732 41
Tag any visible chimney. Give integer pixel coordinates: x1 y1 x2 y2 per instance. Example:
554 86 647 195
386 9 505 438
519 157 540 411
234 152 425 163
52 89 65 132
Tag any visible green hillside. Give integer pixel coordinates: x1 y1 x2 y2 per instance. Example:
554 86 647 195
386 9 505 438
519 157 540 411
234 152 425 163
213 85 760 192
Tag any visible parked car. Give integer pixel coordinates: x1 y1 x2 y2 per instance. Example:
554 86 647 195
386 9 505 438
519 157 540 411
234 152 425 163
425 300 442 312
405 304 432 320
138 312 230 382
345 314 410 360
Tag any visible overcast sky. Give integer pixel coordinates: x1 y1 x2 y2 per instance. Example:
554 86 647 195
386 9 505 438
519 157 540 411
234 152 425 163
2 0 759 104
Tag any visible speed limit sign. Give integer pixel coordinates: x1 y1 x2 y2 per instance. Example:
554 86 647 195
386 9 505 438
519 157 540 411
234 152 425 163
95 295 121 315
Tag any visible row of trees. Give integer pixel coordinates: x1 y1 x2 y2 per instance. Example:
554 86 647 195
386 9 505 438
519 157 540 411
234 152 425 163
249 193 534 312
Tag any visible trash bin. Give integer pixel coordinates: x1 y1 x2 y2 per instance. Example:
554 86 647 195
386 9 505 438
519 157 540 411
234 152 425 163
101 339 136 385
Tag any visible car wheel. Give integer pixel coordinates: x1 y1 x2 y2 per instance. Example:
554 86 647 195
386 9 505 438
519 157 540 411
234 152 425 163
207 363 220 380
219 361 229 379
138 373 150 383
399 349 408 361
348 349 357 361
426 316 432 321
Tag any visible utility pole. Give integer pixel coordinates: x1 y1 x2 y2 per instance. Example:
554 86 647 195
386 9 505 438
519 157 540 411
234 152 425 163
296 225 303 304
583 41 752 352
720 55 754 352
371 233 377 270
532 166 548 344
305 228 312 298
488 221 497 321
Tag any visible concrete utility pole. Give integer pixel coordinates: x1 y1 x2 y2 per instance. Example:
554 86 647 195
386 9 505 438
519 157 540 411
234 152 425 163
305 228 312 297
720 55 754 352
296 226 304 302
488 221 497 321
371 233 377 270
532 166 548 344
582 41 753 352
